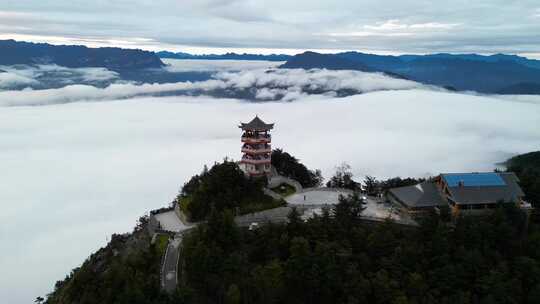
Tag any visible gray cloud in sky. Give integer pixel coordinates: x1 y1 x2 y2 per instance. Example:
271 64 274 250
0 1 539 56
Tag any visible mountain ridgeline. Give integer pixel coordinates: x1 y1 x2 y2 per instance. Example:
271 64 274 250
0 40 164 71
279 52 372 72
157 51 290 62
2 39 540 95
279 51 540 94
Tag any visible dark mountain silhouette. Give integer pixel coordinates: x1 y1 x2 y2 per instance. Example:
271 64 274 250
339 52 540 93
497 82 540 94
0 40 164 71
424 53 540 69
279 51 373 71
280 51 540 94
157 51 290 61
3 39 540 95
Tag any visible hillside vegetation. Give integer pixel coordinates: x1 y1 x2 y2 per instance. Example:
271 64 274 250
507 151 540 208
44 199 540 304
174 194 540 304
271 149 323 188
175 160 281 221
44 219 169 304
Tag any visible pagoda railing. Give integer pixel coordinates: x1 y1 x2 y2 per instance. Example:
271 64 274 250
242 147 272 154
241 158 271 164
241 136 271 143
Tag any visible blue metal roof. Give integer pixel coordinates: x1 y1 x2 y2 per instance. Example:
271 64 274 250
442 173 506 187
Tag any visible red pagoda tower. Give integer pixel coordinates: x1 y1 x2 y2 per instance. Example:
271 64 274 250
239 116 274 177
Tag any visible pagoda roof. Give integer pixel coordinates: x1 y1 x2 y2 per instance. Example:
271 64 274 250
239 116 274 130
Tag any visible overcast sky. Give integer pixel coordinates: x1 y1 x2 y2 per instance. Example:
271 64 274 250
0 0 540 57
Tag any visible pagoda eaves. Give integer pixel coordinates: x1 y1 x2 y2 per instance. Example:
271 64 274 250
239 115 274 131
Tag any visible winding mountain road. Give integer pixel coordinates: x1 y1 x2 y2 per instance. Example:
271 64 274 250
160 234 183 294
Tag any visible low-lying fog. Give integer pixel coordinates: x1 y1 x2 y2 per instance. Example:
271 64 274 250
1 60 539 304
0 59 426 104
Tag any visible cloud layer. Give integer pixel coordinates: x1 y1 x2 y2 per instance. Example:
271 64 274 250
0 60 427 105
0 64 119 89
1 89 539 304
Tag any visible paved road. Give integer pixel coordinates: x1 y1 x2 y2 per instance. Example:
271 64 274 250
161 235 183 294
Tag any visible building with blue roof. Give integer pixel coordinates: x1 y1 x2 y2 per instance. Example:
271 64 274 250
387 172 530 216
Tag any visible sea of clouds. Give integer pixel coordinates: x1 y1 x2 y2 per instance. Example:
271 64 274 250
0 59 429 105
0 68 428 106
0 64 120 89
1 60 540 304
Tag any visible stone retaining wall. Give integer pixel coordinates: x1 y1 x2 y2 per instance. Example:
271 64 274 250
300 187 354 194
268 175 303 192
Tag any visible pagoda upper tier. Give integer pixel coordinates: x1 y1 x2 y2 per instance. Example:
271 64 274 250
239 115 274 131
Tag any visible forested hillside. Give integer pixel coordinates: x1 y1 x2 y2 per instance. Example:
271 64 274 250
45 197 540 304
175 160 282 221
44 218 168 304
176 199 540 304
507 151 540 209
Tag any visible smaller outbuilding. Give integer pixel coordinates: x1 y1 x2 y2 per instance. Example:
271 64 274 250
387 181 446 213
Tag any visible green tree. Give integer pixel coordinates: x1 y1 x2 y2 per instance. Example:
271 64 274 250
326 163 359 190
177 160 274 221
364 175 379 195
284 237 314 303
225 284 241 304
271 149 323 187
334 193 365 229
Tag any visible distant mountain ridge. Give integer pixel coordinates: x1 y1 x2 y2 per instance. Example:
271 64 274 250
0 40 164 70
157 51 290 61
280 51 540 94
2 39 540 94
160 49 540 94
279 51 372 71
